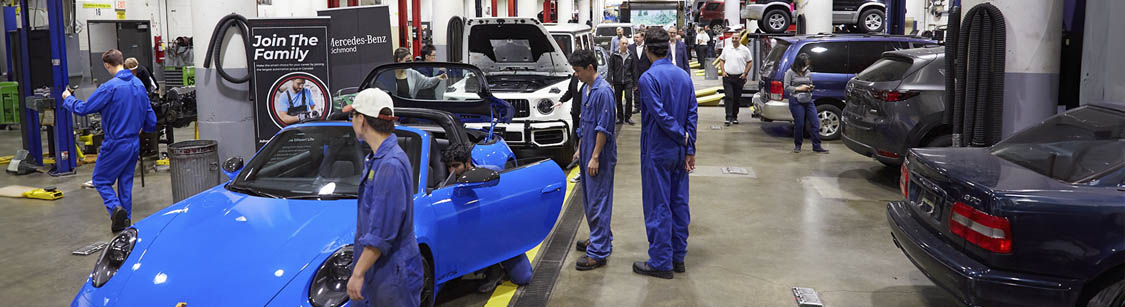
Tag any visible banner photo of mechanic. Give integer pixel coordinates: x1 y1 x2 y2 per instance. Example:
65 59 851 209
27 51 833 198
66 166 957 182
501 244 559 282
250 17 332 148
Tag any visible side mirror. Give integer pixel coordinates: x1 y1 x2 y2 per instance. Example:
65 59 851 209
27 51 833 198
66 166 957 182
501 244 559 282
454 167 500 188
222 156 244 181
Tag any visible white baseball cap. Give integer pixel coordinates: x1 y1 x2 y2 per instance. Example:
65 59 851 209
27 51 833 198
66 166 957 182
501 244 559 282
342 88 396 119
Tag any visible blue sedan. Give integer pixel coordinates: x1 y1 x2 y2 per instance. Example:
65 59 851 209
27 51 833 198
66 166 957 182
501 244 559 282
888 103 1125 307
72 63 567 306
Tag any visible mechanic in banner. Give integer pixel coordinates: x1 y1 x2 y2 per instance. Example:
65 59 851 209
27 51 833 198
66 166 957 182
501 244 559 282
61 49 157 234
569 49 618 272
343 89 424 306
634 27 698 279
276 78 316 125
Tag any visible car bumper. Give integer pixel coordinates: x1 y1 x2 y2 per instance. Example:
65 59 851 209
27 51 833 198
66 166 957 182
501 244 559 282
467 120 571 149
886 201 1083 307
753 96 794 121
841 124 902 165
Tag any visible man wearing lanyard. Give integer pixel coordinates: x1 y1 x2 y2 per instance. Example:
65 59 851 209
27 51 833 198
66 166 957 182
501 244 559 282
61 49 156 233
344 89 424 306
633 27 698 279
278 78 316 125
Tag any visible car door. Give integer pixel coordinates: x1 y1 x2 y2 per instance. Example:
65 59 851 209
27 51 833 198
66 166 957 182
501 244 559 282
798 42 850 100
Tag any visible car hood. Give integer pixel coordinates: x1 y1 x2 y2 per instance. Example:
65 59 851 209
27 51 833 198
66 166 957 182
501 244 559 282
112 187 354 306
911 147 1075 192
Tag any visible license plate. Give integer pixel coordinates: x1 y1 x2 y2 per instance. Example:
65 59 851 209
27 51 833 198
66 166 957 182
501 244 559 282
917 189 943 221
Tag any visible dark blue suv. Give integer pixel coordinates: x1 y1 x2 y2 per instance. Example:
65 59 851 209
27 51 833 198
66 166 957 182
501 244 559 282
752 34 934 140
889 103 1125 306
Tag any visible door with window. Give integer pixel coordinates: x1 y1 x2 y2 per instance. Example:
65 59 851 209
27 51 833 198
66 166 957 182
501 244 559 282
797 42 850 100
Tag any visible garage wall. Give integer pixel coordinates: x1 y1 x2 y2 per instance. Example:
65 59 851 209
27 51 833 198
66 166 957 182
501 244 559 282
1079 0 1125 105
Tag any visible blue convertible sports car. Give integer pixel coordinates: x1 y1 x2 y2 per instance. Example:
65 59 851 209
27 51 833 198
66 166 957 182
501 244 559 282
72 63 567 306
888 103 1125 307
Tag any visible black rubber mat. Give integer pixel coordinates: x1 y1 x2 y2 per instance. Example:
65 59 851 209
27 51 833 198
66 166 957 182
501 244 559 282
511 182 584 307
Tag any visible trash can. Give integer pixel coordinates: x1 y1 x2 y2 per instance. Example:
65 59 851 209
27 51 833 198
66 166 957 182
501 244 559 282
169 140 219 203
704 57 719 80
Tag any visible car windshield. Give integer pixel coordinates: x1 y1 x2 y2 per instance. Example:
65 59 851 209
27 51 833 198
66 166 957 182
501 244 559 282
855 57 913 82
761 39 790 79
990 106 1125 183
228 126 368 199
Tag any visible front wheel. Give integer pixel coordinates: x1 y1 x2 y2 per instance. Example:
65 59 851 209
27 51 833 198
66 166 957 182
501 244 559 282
761 9 791 34
816 104 843 140
421 254 435 307
1088 279 1125 307
859 9 885 33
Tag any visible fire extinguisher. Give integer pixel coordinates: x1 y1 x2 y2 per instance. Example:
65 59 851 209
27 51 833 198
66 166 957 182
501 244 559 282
154 36 165 64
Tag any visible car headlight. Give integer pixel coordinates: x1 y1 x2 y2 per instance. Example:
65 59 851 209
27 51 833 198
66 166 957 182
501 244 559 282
309 245 354 307
91 228 137 288
536 99 555 115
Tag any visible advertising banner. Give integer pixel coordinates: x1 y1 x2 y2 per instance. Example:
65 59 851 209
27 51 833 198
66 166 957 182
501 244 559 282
249 17 332 148
318 5 393 109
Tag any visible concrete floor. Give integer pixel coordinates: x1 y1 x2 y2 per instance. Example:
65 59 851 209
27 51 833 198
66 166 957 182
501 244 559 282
0 106 959 306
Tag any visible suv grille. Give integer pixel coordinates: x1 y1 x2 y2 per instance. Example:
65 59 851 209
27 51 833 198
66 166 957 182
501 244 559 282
533 130 565 145
507 99 531 118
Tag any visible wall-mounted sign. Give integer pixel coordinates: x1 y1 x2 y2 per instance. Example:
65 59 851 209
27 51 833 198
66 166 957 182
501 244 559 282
249 18 332 148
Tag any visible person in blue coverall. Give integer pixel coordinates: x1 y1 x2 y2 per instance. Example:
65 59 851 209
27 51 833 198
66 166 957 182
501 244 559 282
276 78 316 125
439 143 534 293
343 89 424 306
633 27 698 279
568 49 618 271
61 49 156 233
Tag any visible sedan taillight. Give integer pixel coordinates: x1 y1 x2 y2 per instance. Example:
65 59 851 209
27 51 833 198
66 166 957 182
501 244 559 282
769 81 784 101
949 202 1012 253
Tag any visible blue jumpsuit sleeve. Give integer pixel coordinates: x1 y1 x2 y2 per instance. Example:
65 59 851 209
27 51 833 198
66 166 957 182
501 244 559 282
304 89 315 108
63 84 115 116
593 89 615 138
639 75 687 145
356 164 411 253
686 89 699 156
143 98 158 133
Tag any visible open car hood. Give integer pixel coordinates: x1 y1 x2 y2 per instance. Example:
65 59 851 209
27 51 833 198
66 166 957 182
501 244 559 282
359 62 514 124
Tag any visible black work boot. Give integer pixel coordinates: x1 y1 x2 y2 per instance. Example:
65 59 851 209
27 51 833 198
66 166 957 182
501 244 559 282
110 206 129 233
632 261 673 279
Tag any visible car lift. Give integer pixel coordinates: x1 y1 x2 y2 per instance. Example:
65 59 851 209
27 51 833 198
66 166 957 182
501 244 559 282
7 0 76 176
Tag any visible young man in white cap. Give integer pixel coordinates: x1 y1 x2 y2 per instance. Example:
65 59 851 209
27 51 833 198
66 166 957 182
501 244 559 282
343 89 424 306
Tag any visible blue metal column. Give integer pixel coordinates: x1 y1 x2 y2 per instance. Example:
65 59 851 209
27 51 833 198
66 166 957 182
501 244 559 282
887 0 907 35
17 0 42 165
46 0 75 175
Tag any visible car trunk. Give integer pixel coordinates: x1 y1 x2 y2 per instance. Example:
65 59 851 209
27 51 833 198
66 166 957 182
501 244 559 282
844 56 916 134
758 39 791 100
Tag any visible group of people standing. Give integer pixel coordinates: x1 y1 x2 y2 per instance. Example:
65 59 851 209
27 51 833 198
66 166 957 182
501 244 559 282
569 26 699 279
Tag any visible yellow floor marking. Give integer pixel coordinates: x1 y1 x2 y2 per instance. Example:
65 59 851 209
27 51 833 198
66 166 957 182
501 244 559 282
483 167 580 307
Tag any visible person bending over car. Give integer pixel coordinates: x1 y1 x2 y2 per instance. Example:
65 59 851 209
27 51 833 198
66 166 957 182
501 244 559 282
441 143 534 293
343 89 425 306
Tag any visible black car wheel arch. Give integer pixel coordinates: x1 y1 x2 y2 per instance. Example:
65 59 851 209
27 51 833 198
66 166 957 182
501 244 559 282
1088 279 1125 307
420 246 436 307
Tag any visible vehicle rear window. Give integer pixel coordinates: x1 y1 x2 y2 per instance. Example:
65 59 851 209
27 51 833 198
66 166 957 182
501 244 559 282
990 107 1125 183
553 34 573 57
705 3 720 10
596 26 631 37
760 39 790 78
799 42 849 74
855 57 913 82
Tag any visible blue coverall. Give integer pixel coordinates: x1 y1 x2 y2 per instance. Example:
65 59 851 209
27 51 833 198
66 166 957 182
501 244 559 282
576 76 618 261
275 88 315 116
63 69 156 219
354 135 424 306
637 58 698 272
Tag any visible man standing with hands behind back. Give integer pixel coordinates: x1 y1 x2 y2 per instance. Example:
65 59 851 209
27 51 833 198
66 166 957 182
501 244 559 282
634 27 698 279
569 49 618 271
61 49 156 233
717 35 752 126
343 89 424 306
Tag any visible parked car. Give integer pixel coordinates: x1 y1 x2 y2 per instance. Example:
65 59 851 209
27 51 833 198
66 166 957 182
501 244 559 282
546 23 608 79
752 33 933 140
695 0 746 27
447 17 577 163
888 103 1125 307
742 0 887 34
593 22 633 50
71 63 567 307
842 47 950 166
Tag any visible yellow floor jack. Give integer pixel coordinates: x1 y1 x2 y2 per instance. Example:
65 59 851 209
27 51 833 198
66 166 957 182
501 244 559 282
0 185 64 200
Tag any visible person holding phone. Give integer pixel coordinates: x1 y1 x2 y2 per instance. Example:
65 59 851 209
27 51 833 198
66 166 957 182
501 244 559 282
785 53 828 154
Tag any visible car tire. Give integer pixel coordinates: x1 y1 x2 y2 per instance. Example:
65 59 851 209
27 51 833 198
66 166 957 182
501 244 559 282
859 9 885 33
761 8 790 34
815 104 843 140
924 134 953 148
1088 279 1125 307
421 254 436 307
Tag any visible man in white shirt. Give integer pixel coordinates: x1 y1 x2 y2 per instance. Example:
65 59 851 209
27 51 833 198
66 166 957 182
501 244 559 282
717 36 752 125
694 26 710 60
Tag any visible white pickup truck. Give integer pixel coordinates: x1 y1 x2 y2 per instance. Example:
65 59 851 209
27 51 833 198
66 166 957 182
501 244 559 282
448 17 577 164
